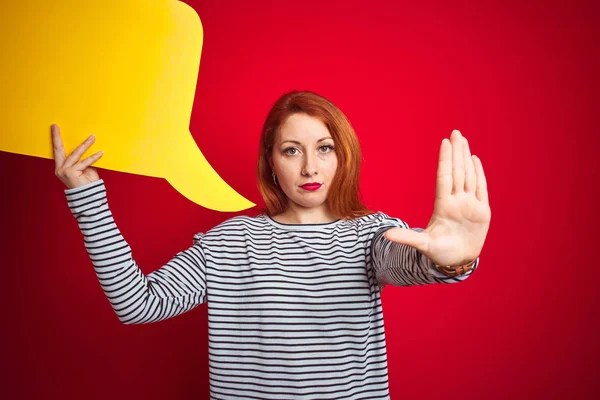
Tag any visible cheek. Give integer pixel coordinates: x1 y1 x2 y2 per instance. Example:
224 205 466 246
275 159 298 182
272 154 286 173
325 157 338 176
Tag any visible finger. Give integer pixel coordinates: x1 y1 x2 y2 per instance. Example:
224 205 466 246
436 138 452 199
472 155 489 204
51 124 66 170
74 150 104 171
462 137 476 193
451 130 464 193
64 134 96 169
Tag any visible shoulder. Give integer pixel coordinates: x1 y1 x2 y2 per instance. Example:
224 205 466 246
214 215 265 230
192 215 268 245
345 211 409 231
338 212 410 247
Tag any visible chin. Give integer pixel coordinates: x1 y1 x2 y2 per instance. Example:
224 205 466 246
285 194 325 209
281 187 329 208
299 199 328 209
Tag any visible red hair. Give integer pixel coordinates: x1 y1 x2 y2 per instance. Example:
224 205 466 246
256 90 372 220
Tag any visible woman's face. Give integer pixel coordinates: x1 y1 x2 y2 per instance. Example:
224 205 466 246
270 113 338 212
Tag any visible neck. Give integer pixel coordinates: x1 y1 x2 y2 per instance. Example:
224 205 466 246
274 203 337 224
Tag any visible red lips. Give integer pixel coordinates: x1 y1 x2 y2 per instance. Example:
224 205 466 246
300 183 322 191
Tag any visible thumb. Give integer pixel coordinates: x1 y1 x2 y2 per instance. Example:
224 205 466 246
383 227 429 252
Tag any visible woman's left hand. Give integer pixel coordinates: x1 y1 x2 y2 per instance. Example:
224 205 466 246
384 130 491 267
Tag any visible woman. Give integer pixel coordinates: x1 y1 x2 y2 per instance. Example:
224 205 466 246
52 90 490 399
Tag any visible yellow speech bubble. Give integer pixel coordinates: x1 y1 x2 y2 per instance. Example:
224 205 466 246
0 0 255 211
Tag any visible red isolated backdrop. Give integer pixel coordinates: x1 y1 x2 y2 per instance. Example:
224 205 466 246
1 0 598 399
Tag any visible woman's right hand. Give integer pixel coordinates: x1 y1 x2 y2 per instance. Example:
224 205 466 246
52 124 104 189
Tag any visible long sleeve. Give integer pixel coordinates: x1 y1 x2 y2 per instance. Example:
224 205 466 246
65 179 207 324
370 213 479 288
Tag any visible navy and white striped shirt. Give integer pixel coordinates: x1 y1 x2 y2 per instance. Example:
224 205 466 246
65 179 478 400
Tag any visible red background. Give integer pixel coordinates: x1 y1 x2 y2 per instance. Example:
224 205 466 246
1 0 598 398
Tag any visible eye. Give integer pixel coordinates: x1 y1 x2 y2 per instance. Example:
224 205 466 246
283 147 299 156
319 145 335 153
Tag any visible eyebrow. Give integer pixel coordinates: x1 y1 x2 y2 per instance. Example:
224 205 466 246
280 137 333 145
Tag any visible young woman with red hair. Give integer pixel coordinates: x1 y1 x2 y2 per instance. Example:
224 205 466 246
52 90 490 399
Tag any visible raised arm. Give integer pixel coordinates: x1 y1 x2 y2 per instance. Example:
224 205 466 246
380 130 490 284
52 124 207 325
371 222 479 288
65 180 207 324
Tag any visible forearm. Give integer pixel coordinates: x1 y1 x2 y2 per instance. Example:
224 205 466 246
65 179 206 324
373 228 479 287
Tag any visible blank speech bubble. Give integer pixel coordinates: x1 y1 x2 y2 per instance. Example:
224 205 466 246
0 0 255 211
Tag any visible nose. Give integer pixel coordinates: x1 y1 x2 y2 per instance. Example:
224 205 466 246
302 152 318 177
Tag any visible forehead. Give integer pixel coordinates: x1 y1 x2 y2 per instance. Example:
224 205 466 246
277 113 331 142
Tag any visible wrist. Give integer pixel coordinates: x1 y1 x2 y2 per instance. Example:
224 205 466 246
434 258 477 277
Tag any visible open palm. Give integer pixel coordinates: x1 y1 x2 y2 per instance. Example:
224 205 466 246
384 130 491 267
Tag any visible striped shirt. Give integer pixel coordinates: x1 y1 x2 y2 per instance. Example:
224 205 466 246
65 179 479 400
